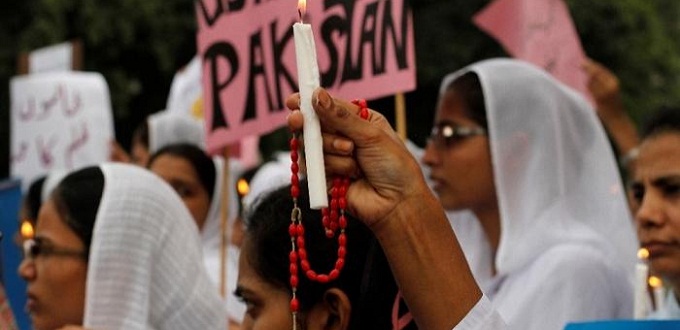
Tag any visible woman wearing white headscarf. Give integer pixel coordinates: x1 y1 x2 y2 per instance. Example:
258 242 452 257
147 145 246 326
422 58 637 330
119 111 206 166
19 163 226 329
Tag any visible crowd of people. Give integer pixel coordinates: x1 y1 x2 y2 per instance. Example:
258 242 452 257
7 55 680 330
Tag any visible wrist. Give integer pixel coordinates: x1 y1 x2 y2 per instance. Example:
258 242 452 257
371 182 442 239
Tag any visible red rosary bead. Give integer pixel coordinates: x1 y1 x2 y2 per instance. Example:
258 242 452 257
306 270 317 280
335 258 345 270
317 274 329 283
290 298 300 312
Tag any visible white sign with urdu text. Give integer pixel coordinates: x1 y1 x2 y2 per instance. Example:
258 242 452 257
10 72 114 189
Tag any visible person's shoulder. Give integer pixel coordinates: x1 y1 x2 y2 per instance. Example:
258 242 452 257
521 243 630 305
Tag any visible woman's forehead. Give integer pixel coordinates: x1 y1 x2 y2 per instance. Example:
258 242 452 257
436 90 477 125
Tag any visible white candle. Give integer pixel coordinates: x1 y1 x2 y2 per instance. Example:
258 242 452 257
649 276 665 312
634 248 649 319
293 0 327 209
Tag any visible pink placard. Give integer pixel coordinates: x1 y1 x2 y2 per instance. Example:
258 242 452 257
196 0 416 154
474 0 592 104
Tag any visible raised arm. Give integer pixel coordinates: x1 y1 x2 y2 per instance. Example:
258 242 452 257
286 89 502 329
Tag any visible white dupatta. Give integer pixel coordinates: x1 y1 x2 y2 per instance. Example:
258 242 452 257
147 111 206 154
84 163 226 329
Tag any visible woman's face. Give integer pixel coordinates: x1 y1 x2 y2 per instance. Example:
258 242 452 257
18 199 87 330
236 241 295 330
632 132 680 281
422 88 497 213
149 154 211 230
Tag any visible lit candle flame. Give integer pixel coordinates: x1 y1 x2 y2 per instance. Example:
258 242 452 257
297 0 306 22
638 247 649 260
648 275 662 288
237 178 250 197
20 220 34 239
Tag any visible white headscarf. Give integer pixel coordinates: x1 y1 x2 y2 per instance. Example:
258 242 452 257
201 157 246 323
242 152 291 217
84 163 226 329
40 169 69 202
147 112 206 154
440 58 637 279
166 56 202 117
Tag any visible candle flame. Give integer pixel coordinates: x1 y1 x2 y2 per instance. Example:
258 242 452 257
237 178 250 197
20 220 34 239
297 0 306 21
638 247 650 260
649 275 662 288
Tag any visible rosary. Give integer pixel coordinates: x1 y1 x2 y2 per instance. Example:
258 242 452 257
288 99 369 328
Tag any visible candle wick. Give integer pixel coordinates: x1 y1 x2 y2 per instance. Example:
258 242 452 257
298 9 303 23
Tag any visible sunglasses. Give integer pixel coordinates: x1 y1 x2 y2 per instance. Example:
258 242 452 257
427 122 487 149
22 238 87 260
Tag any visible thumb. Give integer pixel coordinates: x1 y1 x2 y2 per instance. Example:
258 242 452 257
311 88 394 147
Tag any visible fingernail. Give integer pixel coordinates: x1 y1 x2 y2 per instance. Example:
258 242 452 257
315 89 332 110
333 139 353 153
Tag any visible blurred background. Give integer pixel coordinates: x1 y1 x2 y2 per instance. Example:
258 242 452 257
2 0 680 179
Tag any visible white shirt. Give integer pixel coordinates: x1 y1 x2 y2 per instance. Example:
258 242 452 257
454 295 507 330
649 290 680 320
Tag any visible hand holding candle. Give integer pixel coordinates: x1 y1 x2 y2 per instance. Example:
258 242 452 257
294 0 327 209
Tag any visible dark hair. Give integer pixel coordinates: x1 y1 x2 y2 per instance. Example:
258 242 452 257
132 120 150 149
147 143 216 199
641 106 680 140
51 167 105 259
246 182 415 329
447 71 488 129
22 176 47 221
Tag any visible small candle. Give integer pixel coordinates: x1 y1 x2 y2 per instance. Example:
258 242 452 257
649 275 665 312
634 248 650 319
293 0 327 209
20 220 34 239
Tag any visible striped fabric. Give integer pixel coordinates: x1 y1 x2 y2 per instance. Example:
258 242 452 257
84 163 226 329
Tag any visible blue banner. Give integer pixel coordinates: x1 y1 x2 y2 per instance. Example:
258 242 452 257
0 178 29 329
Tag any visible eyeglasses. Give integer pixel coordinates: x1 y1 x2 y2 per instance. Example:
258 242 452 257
22 238 87 260
427 122 487 149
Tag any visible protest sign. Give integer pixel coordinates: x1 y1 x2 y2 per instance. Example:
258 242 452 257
196 0 416 153
17 40 83 75
10 72 114 188
474 0 591 103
